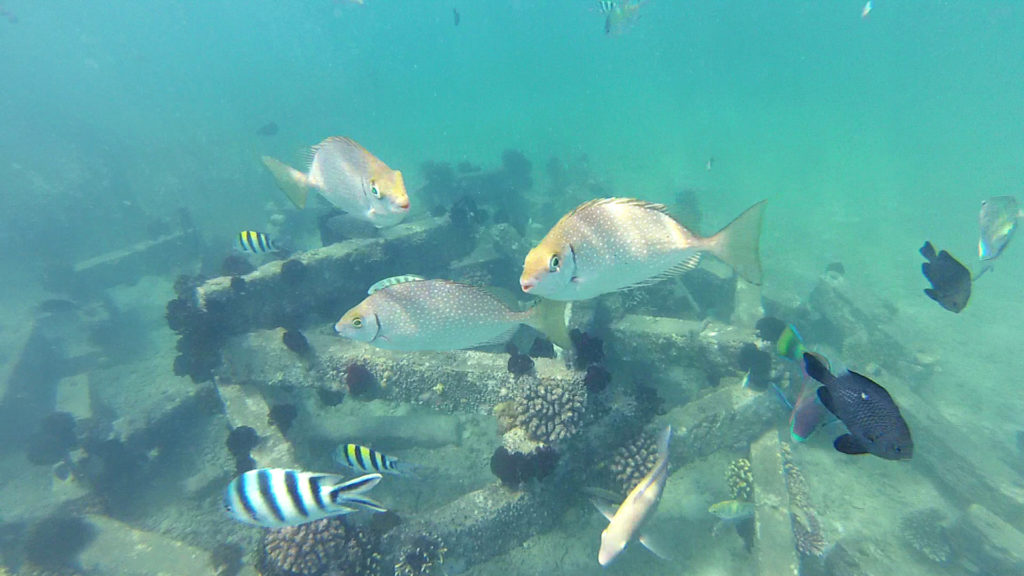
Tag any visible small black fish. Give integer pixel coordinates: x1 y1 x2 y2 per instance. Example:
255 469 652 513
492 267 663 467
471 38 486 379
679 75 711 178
920 241 971 313
256 121 279 137
452 7 460 26
803 352 913 461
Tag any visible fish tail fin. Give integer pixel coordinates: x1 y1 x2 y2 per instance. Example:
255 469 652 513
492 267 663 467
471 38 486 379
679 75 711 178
655 425 672 463
703 200 766 285
261 155 310 209
776 324 805 361
526 299 572 350
392 461 421 479
802 352 834 385
770 382 794 410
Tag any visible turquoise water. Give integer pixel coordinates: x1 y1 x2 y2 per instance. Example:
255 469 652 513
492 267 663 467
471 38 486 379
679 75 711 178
1 1 1023 575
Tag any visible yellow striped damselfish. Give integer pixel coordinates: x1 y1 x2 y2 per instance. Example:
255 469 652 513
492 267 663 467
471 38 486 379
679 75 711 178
333 443 417 478
237 230 277 253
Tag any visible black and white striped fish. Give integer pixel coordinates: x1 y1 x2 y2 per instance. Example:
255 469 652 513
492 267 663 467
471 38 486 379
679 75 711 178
334 443 418 478
236 230 277 253
224 468 386 528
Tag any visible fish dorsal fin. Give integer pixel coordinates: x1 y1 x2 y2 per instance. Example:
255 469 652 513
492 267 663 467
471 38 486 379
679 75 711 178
367 275 426 294
315 136 391 174
569 197 669 219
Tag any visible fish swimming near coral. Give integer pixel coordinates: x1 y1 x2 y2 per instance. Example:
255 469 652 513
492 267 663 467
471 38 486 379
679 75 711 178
336 276 570 351
593 425 672 566
236 230 278 254
708 499 754 521
978 195 1021 262
334 443 418 478
803 353 913 461
920 241 971 313
261 136 409 228
224 468 386 528
775 324 832 442
520 198 765 301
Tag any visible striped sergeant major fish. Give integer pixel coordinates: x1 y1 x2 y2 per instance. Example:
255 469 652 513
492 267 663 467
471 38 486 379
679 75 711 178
224 468 386 528
334 443 418 478
237 230 278 253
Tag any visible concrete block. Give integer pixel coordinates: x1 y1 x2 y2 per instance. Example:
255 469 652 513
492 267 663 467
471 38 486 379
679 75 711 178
78 514 213 576
750 431 799 576
953 504 1024 575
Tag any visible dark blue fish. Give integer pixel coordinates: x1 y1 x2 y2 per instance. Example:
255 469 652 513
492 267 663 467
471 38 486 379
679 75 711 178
803 353 913 461
920 241 971 313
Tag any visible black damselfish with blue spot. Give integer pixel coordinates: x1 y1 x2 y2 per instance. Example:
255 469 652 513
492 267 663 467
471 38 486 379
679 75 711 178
803 352 913 461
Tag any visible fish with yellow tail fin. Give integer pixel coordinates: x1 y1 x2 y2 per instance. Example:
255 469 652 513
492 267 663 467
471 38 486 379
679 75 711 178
774 324 833 443
593 425 672 566
261 136 409 228
521 198 765 301
335 276 570 351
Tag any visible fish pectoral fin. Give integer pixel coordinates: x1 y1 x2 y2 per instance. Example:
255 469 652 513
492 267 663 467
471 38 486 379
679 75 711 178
816 386 837 415
833 434 869 455
638 532 672 561
591 498 619 522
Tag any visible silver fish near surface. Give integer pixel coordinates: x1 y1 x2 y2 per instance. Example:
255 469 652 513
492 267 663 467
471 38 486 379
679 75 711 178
978 195 1022 261
521 198 765 301
335 276 570 350
334 443 417 477
261 136 409 228
224 468 386 528
593 425 672 566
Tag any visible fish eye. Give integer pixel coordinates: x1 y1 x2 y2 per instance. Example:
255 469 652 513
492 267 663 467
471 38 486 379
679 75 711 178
370 182 381 198
352 316 363 328
548 254 560 272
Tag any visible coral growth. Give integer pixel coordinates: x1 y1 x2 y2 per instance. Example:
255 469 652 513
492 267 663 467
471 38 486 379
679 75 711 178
282 329 311 357
726 458 753 502
505 343 534 376
583 365 611 394
345 363 380 398
280 259 306 286
512 375 586 445
226 426 259 459
221 254 255 277
780 443 827 557
489 445 559 488
257 516 381 576
268 404 298 435
609 432 659 496
394 533 446 576
900 508 953 564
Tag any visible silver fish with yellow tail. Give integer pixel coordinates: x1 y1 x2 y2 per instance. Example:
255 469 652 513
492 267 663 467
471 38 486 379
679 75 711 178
521 198 765 301
335 276 570 351
978 195 1022 262
593 425 672 566
261 136 409 228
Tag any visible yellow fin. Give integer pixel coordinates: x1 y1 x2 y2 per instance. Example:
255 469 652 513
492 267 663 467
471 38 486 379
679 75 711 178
526 298 571 350
704 200 766 285
261 155 310 209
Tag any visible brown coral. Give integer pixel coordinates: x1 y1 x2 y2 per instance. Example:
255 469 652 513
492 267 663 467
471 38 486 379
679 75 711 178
726 458 753 502
512 374 586 445
900 508 953 564
257 516 381 576
609 432 659 496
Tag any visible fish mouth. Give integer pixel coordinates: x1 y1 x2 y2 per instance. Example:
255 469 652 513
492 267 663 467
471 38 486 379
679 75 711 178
520 280 534 292
396 199 410 210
